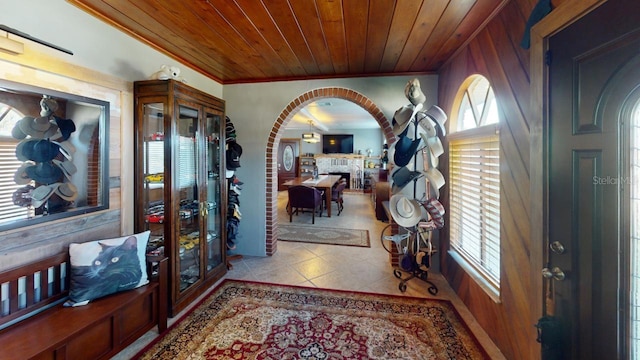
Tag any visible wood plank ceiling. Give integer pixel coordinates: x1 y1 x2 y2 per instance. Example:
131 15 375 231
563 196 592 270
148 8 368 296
69 0 506 84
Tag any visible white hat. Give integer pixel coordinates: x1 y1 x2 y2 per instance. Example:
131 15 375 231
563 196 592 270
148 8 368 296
424 105 447 136
424 168 445 199
420 133 443 168
56 182 78 201
14 161 34 185
389 194 422 228
53 159 77 181
404 78 426 106
417 112 438 137
392 105 413 136
31 184 57 208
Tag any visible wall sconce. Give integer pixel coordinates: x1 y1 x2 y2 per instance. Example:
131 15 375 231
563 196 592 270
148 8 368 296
302 120 321 143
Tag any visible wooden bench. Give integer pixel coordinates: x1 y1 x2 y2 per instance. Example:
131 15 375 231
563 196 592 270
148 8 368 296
0 252 167 360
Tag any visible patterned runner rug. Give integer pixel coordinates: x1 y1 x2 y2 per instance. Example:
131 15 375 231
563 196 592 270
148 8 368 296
278 225 370 247
135 280 489 359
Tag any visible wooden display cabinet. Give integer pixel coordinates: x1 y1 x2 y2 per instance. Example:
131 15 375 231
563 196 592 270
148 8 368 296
133 80 226 316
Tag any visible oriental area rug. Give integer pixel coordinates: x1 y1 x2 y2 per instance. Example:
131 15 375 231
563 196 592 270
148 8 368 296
135 280 489 359
278 225 370 248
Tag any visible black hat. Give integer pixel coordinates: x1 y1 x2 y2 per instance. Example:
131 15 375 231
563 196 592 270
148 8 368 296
391 166 424 194
393 136 422 167
53 116 76 141
16 139 60 163
226 141 242 169
25 162 63 184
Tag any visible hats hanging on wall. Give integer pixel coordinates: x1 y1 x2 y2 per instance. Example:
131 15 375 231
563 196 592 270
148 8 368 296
226 141 243 170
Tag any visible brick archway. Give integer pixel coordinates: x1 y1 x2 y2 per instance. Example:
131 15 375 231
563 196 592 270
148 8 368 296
264 87 396 255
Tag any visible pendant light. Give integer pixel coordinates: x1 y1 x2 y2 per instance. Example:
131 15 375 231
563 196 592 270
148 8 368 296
302 120 321 143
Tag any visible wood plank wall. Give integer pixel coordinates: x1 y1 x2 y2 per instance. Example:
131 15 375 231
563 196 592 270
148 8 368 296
437 0 560 358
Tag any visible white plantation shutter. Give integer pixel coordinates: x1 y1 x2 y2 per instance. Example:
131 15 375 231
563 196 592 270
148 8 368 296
449 131 500 286
144 141 164 175
0 139 31 223
178 135 196 188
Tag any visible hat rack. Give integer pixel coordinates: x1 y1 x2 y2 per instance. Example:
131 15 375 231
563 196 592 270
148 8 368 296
383 78 447 294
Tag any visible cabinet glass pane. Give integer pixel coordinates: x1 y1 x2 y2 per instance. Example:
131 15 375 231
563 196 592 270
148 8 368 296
205 111 222 271
142 103 165 254
177 104 200 292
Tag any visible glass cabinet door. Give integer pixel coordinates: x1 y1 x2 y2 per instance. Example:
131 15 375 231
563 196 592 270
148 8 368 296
176 103 201 292
141 102 165 255
205 110 223 272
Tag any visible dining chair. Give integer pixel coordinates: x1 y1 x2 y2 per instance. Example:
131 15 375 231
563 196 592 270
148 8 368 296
287 185 324 224
328 178 347 215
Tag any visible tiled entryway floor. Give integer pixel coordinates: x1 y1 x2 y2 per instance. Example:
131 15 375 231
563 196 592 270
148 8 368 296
113 191 505 359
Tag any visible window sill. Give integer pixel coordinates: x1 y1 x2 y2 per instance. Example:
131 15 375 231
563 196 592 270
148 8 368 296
448 250 501 304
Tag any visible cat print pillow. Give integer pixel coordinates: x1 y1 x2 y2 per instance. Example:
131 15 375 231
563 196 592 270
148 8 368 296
65 231 151 307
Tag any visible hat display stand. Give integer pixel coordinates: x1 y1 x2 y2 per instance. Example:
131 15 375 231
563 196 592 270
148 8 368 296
224 116 243 269
10 95 77 215
382 78 447 294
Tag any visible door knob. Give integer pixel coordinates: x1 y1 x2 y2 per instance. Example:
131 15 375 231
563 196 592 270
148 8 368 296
549 241 565 254
542 267 566 281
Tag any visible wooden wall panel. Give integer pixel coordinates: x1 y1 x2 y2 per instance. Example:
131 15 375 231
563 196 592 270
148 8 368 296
437 1 537 358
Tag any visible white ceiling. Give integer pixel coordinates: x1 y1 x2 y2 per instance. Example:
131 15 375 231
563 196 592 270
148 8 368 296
287 98 379 131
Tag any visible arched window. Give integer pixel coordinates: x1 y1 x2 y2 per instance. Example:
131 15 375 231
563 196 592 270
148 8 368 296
448 75 501 294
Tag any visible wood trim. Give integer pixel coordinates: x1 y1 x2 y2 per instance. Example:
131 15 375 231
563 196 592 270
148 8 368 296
529 1 607 359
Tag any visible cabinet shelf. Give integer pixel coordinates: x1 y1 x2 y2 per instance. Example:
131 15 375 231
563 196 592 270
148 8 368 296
299 155 316 176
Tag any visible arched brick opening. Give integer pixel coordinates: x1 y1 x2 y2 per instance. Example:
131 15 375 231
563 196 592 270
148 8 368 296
264 87 396 255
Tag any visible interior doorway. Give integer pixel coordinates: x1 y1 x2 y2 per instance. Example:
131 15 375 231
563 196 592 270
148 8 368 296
264 87 395 255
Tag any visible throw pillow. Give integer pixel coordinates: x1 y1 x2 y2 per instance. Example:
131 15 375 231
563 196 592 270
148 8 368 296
64 231 150 307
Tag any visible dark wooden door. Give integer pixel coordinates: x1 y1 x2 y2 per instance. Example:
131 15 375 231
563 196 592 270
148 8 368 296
277 139 299 191
548 1 640 358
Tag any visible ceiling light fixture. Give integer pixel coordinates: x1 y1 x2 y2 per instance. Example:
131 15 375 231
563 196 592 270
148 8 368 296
302 120 321 143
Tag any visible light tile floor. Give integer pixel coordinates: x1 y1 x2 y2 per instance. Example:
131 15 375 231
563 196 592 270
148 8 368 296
113 191 505 359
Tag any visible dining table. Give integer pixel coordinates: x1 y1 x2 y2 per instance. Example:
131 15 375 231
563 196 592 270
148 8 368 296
282 174 342 217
